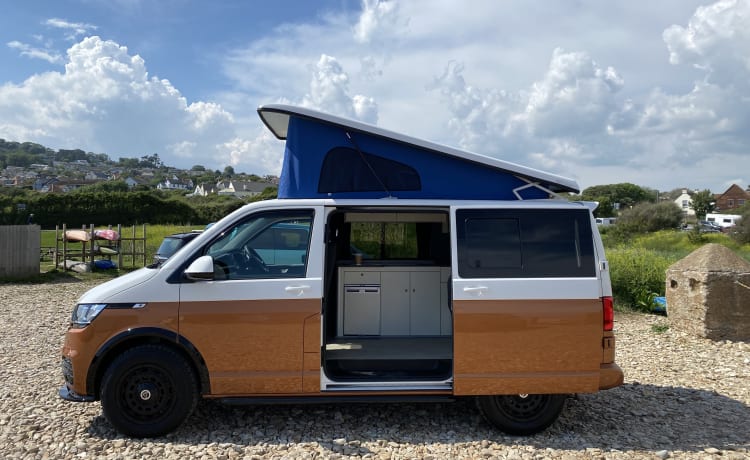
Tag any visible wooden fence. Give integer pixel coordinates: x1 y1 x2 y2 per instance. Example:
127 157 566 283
0 225 40 278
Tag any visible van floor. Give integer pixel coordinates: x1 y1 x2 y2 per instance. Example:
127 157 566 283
325 336 452 360
324 337 452 381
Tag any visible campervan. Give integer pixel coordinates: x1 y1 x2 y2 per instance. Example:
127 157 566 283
706 213 742 229
60 105 623 438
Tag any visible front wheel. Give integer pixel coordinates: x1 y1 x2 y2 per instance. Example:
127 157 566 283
476 394 566 435
100 345 198 438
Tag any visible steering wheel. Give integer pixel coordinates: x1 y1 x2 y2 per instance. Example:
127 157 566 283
241 246 269 274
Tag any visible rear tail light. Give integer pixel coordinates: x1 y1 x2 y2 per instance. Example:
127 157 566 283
602 296 614 331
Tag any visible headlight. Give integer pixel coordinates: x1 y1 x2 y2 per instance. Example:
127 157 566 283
71 303 107 328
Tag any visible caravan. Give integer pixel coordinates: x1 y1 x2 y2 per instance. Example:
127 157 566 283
60 105 623 437
706 213 742 229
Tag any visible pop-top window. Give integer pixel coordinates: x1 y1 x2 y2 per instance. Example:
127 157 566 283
319 147 421 193
456 209 595 278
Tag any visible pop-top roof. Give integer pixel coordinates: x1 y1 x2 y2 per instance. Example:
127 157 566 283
257 104 579 200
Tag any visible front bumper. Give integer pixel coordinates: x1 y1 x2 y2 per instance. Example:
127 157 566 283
60 355 95 402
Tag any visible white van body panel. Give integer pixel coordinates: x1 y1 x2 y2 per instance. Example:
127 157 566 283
452 278 601 301
76 267 168 303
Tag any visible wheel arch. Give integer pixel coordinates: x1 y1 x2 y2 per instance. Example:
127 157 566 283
87 327 210 399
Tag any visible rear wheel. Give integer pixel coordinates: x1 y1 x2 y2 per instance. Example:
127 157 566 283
476 394 566 435
100 345 198 438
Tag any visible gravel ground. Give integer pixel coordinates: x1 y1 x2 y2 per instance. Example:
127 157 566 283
0 279 748 460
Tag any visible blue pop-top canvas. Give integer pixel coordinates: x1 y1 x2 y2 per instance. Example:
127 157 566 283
261 105 579 200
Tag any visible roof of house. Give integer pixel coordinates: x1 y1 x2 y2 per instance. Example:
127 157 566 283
257 104 579 200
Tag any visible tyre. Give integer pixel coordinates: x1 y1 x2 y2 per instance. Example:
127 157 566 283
100 345 198 438
476 394 566 435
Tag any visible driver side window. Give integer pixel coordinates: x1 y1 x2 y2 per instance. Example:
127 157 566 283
205 210 314 280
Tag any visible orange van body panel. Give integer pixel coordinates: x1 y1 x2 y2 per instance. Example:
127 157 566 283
599 363 624 390
61 302 179 396
302 313 321 393
178 298 320 395
453 298 604 395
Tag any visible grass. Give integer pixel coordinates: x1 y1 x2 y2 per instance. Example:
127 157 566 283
605 229 750 311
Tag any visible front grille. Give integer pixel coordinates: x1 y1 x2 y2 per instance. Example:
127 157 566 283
61 357 74 386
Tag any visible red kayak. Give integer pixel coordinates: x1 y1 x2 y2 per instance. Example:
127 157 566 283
94 229 120 241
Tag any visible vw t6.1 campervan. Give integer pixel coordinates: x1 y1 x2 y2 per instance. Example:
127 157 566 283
60 105 623 437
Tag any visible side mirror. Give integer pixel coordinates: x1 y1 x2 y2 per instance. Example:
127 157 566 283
184 255 216 281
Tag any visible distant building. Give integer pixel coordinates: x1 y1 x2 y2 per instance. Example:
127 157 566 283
673 189 695 216
216 180 270 198
714 184 749 212
156 177 194 191
192 180 272 198
124 177 147 188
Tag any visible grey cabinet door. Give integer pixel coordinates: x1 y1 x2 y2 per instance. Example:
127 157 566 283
380 271 410 335
409 270 441 335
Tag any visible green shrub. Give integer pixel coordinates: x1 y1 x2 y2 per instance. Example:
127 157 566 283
607 247 672 312
607 201 683 243
730 208 750 245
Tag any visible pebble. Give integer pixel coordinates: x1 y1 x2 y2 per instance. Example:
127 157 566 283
0 282 748 459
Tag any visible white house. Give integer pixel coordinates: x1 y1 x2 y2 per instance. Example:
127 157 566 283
674 189 695 216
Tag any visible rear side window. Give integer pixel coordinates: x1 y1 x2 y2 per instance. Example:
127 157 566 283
456 208 595 278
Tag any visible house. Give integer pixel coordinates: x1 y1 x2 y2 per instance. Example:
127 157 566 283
216 180 270 198
714 184 749 212
39 178 99 193
124 177 146 188
673 189 695 216
192 183 218 196
156 176 194 191
84 171 109 181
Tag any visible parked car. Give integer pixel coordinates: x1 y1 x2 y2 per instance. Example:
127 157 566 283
698 220 722 233
152 231 202 266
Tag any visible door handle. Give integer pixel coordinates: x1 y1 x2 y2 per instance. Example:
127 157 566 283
463 285 488 296
285 285 310 296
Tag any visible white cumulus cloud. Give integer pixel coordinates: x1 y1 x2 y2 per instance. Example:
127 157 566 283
0 36 251 171
301 54 378 124
6 40 63 64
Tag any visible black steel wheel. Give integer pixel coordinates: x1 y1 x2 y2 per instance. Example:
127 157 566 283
476 394 566 435
100 345 198 438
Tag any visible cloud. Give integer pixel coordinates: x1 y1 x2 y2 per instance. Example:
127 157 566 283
44 18 98 40
663 0 750 85
353 0 401 44
6 40 63 64
301 54 378 124
1 34 379 176
3 0 749 192
0 36 245 171
428 49 624 172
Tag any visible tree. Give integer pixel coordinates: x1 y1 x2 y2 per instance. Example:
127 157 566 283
74 180 130 193
139 153 164 169
690 189 715 220
608 201 683 242
581 183 654 213
190 165 206 171
223 165 235 177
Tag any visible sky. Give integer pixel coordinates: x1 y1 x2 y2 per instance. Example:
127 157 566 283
1 0 748 194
